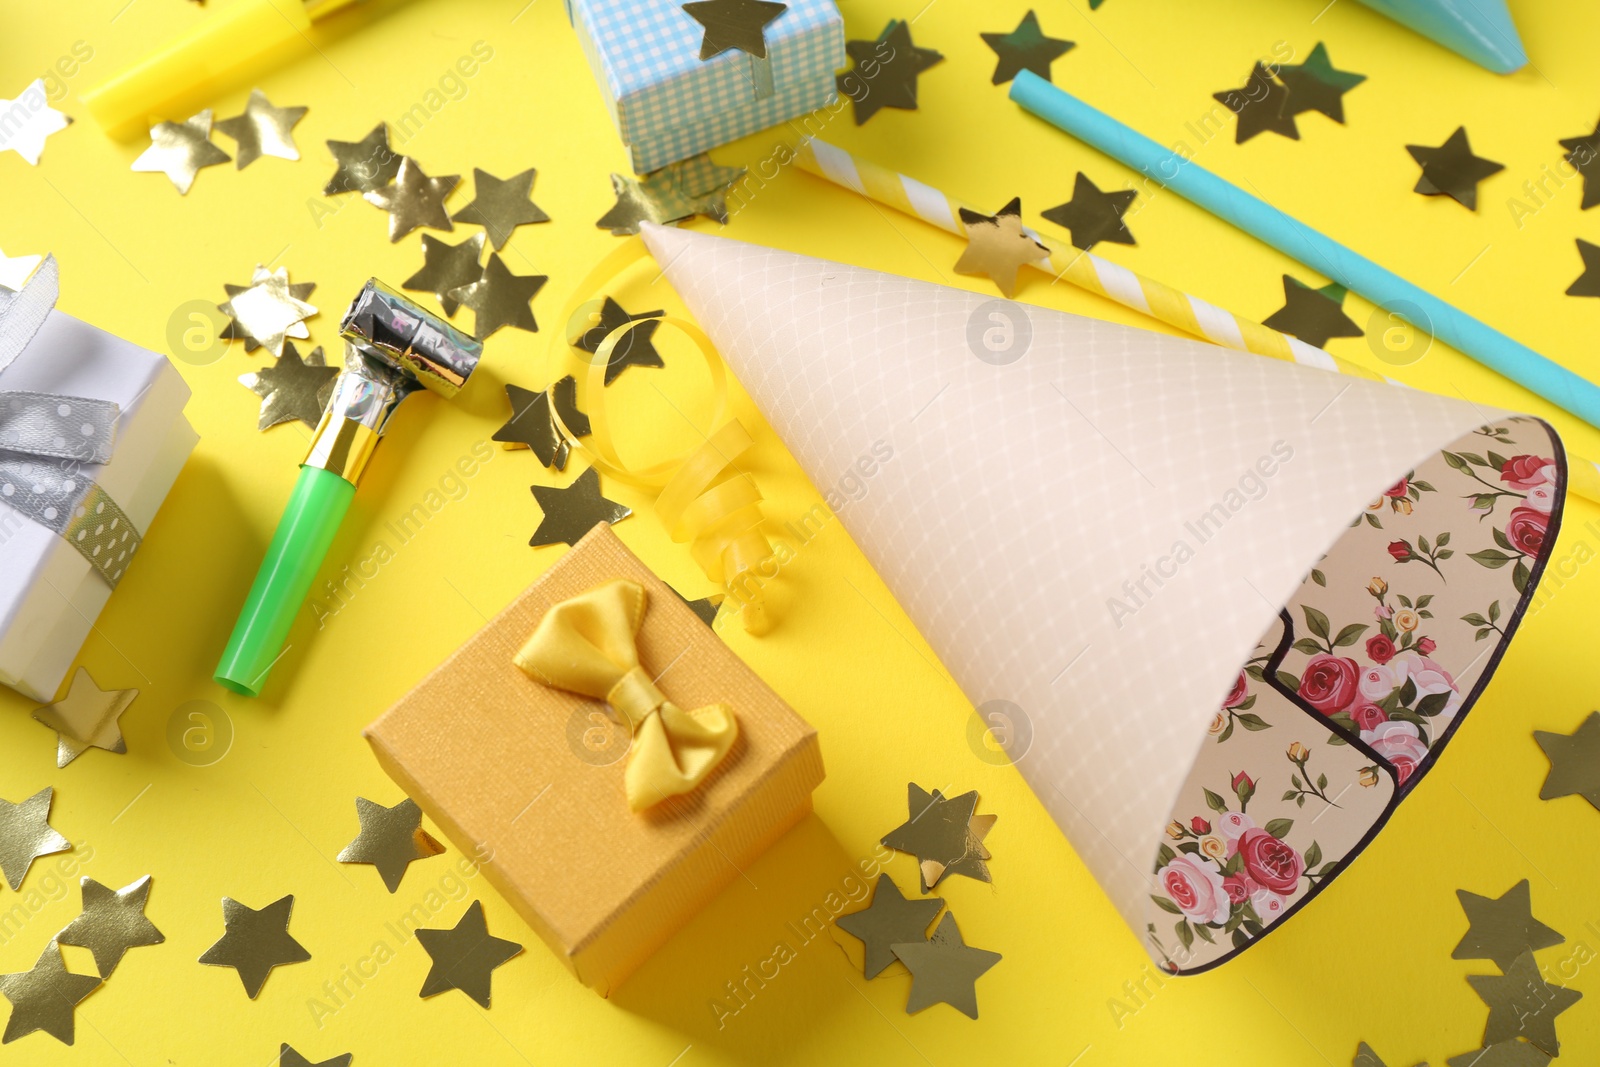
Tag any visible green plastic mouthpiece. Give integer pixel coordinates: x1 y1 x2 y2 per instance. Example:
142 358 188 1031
213 280 482 697
214 466 355 696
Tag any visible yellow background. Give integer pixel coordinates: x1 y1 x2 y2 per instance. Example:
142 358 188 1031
2 0 1599 1063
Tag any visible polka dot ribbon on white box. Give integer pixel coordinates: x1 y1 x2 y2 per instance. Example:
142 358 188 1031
0 257 141 587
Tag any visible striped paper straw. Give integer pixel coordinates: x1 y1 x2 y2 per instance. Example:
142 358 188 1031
792 138 1600 502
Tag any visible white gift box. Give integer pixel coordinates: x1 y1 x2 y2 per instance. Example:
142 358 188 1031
0 307 196 701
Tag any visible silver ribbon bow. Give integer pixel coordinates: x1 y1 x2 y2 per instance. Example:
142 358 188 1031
0 256 142 587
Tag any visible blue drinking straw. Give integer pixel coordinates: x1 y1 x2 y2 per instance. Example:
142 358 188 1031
1009 70 1600 432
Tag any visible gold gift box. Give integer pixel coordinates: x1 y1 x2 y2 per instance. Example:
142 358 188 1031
364 524 824 994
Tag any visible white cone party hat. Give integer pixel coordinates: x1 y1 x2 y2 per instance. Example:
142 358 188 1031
639 223 1567 973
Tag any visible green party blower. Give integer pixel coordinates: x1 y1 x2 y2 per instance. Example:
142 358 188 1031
215 281 483 696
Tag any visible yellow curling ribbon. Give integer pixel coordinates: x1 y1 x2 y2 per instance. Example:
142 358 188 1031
548 238 782 635
514 579 738 812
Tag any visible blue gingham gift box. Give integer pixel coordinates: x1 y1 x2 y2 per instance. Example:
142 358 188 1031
566 0 844 174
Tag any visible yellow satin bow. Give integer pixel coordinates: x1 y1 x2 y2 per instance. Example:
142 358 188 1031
513 579 739 812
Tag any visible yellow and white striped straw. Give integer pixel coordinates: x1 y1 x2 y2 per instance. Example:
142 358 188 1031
792 137 1600 502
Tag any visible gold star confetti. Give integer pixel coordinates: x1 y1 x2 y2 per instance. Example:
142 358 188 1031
281 1045 353 1067
214 88 307 169
323 123 402 195
0 942 99 1046
336 797 445 893
528 465 631 548
130 109 231 194
682 0 788 59
493 378 589 471
402 231 485 317
1407 126 1504 211
836 874 943 978
451 167 549 250
218 265 318 357
0 79 71 166
364 157 459 242
572 297 665 385
838 20 943 125
881 784 993 891
675 587 723 627
0 788 70 890
416 900 522 1007
0 247 43 290
55 876 165 978
595 173 713 235
1452 879 1563 971
1534 711 1600 811
595 154 745 235
1468 950 1580 1056
448 252 546 340
198 895 312 999
891 911 1001 1019
979 9 1075 86
954 197 1049 298
238 343 338 430
31 667 136 768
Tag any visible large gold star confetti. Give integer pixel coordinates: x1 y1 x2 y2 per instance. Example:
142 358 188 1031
238 343 338 430
451 167 550 250
336 797 444 893
281 1045 353 1067
0 247 43 290
214 88 307 169
0 788 70 890
0 79 71 166
836 874 944 978
954 197 1050 298
1452 879 1564 971
682 0 788 59
198 895 312 999
218 265 318 357
416 901 522 1008
130 109 231 194
881 784 994 891
1534 711 1600 811
891 911 1002 1019
323 123 402 195
364 157 459 242
528 465 631 548
0 942 99 1046
1467 950 1581 1056
493 378 590 471
448 253 546 340
55 876 165 978
31 667 137 768
596 154 746 235
402 231 485 317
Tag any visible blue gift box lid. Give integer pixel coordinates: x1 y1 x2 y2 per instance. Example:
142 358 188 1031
567 0 844 148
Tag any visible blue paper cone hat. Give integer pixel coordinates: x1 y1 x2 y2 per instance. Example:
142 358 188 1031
1355 0 1527 73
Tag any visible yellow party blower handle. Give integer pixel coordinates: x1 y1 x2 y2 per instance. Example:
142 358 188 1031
82 0 359 138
